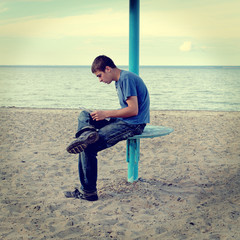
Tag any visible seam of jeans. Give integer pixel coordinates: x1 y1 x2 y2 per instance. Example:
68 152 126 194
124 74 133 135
106 124 143 145
106 129 132 144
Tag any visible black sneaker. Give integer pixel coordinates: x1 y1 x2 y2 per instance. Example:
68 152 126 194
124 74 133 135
64 188 98 201
66 130 99 154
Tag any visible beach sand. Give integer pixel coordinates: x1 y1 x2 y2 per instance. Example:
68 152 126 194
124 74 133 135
0 108 239 240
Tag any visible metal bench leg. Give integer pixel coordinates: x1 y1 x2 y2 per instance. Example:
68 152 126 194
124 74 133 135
126 138 140 183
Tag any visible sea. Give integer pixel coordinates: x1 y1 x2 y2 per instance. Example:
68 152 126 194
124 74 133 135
0 65 239 111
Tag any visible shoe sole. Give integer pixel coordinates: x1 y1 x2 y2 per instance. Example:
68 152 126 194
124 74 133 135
64 189 98 201
67 132 99 154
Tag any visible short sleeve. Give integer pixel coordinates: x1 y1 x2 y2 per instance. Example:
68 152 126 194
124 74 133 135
121 76 137 101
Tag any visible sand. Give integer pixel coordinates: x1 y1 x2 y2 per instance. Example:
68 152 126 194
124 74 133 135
0 108 239 240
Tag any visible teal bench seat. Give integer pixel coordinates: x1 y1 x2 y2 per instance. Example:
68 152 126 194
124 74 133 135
126 125 174 183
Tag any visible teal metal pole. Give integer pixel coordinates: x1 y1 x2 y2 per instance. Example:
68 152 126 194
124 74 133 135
129 0 140 75
126 138 140 183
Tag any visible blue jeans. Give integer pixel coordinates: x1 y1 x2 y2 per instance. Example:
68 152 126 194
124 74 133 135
76 110 146 192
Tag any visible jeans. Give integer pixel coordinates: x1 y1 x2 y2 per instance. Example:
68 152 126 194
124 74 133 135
76 110 146 193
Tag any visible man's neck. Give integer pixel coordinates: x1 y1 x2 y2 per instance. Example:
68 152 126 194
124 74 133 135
112 68 121 81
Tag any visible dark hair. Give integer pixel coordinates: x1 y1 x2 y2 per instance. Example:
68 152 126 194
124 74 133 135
91 55 117 73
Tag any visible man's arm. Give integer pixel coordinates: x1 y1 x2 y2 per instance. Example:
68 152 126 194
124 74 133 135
90 96 138 121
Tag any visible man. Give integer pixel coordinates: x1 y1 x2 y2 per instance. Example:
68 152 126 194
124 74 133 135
65 55 150 201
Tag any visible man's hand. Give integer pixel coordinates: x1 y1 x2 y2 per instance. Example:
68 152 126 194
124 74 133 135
90 111 107 121
90 96 138 121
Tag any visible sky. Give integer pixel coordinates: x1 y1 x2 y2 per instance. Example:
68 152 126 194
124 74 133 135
0 0 240 66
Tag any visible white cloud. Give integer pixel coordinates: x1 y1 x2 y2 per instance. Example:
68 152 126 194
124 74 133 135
0 8 128 38
0 7 8 13
0 2 8 13
141 1 240 39
1 1 240 40
2 0 51 2
200 46 207 50
179 41 192 52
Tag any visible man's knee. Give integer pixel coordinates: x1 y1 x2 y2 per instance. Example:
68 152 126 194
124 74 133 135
78 110 90 119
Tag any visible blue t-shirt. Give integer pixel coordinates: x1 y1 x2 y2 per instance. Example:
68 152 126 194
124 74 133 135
115 70 150 124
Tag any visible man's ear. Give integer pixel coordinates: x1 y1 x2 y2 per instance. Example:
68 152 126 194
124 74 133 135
105 66 111 72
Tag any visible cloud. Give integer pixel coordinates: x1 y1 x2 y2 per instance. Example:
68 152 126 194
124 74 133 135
141 1 240 39
200 46 207 50
1 0 51 2
0 7 8 13
0 8 128 38
1 1 240 40
179 41 192 52
0 2 8 13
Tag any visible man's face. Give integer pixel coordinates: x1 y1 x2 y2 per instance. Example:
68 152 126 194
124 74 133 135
94 67 112 84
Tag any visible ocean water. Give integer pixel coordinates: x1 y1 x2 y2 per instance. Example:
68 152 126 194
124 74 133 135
0 66 239 111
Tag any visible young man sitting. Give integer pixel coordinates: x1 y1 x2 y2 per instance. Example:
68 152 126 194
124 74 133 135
65 55 150 201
